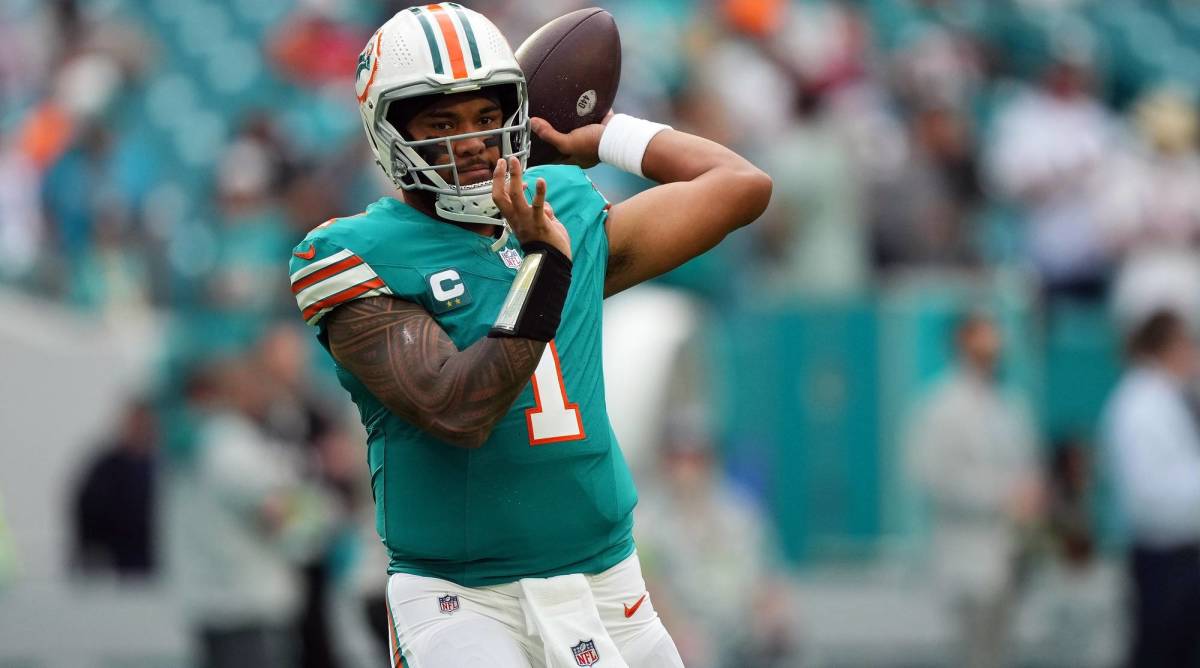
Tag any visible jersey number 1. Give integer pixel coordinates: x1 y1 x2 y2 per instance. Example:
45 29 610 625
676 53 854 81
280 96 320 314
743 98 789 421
526 341 586 445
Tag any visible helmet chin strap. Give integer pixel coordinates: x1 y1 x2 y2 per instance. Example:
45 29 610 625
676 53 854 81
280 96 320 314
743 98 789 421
434 187 511 252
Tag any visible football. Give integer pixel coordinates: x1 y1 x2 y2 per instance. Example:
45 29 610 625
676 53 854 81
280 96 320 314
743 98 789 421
516 8 622 166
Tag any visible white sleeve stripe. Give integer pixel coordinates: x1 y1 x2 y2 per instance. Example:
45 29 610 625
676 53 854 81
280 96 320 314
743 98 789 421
295 264 382 312
290 248 354 283
304 286 394 325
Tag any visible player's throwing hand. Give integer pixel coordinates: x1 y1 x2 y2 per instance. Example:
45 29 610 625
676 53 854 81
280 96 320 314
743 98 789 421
529 112 612 169
492 156 572 260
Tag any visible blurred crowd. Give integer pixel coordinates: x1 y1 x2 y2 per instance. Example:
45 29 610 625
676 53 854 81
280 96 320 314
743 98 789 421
5 0 1200 666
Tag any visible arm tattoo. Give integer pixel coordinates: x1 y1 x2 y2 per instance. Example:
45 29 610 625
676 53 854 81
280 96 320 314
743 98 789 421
325 296 545 449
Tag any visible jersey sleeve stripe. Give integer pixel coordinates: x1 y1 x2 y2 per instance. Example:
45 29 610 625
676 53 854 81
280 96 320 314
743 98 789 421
291 255 365 294
295 263 380 309
305 285 392 325
290 248 355 283
302 277 390 324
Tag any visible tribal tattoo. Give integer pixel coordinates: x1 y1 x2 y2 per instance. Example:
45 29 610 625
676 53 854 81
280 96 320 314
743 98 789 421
325 296 545 449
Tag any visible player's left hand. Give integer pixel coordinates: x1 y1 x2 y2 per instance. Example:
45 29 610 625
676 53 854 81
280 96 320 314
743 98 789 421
493 156 572 260
530 111 613 169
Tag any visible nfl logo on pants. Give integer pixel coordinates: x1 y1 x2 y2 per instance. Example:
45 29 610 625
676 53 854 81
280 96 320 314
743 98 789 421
438 594 459 615
571 639 600 666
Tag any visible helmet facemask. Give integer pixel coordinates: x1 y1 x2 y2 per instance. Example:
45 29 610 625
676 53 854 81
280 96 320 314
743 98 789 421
373 79 529 230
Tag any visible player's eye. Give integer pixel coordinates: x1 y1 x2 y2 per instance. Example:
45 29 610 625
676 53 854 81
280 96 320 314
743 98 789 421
431 121 454 132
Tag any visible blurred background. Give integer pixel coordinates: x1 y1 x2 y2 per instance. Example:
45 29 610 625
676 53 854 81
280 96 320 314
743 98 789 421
4 0 1200 665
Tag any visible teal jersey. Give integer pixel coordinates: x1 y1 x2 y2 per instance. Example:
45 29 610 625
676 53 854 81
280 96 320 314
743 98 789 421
288 166 637 586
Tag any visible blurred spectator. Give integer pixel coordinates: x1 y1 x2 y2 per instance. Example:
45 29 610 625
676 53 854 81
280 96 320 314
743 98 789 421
257 324 337 459
869 103 980 270
216 115 293 214
164 356 333 668
635 407 797 668
69 201 152 318
1106 87 1200 252
755 86 867 297
1107 88 1200 339
1037 435 1115 664
1110 247 1200 340
986 49 1117 300
13 48 126 173
202 116 296 347
1102 309 1200 667
0 140 44 280
352 525 393 665
255 324 363 668
1046 436 1095 572
869 21 985 271
907 312 1042 668
269 1 369 87
41 122 142 302
693 0 866 151
722 584 801 668
70 397 159 578
889 22 983 116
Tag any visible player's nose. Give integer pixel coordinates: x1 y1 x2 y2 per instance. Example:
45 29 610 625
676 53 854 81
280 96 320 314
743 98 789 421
452 133 488 158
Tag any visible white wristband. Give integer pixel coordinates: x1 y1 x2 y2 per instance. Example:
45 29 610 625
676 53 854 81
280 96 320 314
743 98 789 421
597 113 671 178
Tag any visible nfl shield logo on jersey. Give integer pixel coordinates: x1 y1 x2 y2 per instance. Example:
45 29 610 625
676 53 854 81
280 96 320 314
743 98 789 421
499 247 522 269
571 639 599 666
438 594 459 615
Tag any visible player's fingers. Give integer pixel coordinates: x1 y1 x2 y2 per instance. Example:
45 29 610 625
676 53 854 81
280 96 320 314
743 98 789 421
532 178 547 216
491 159 512 214
508 155 525 189
531 117 569 152
506 156 528 212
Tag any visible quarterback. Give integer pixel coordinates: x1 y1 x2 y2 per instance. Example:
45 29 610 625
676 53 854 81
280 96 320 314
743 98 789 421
288 5 770 667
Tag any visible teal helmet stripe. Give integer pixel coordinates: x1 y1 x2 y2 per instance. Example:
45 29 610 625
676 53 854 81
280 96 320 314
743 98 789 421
409 7 444 75
448 3 482 70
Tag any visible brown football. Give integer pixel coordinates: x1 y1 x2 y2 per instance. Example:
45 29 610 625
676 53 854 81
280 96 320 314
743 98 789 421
516 8 621 166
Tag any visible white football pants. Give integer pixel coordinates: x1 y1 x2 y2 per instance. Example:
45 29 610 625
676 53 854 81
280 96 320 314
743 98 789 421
384 551 684 668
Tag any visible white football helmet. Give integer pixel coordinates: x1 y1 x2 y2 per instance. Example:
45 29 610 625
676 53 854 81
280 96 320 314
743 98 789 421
355 4 529 229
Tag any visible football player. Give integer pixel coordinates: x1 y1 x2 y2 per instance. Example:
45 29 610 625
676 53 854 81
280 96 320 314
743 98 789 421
288 5 771 667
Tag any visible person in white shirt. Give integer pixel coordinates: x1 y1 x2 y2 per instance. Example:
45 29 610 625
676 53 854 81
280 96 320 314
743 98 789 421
165 358 332 668
1103 309 1200 667
986 53 1117 299
908 312 1043 668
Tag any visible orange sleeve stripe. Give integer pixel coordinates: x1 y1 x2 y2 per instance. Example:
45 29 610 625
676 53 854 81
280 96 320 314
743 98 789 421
302 277 386 321
291 255 364 294
427 4 468 79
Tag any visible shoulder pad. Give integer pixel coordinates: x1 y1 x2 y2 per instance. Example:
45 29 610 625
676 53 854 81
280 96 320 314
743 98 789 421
288 209 395 326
